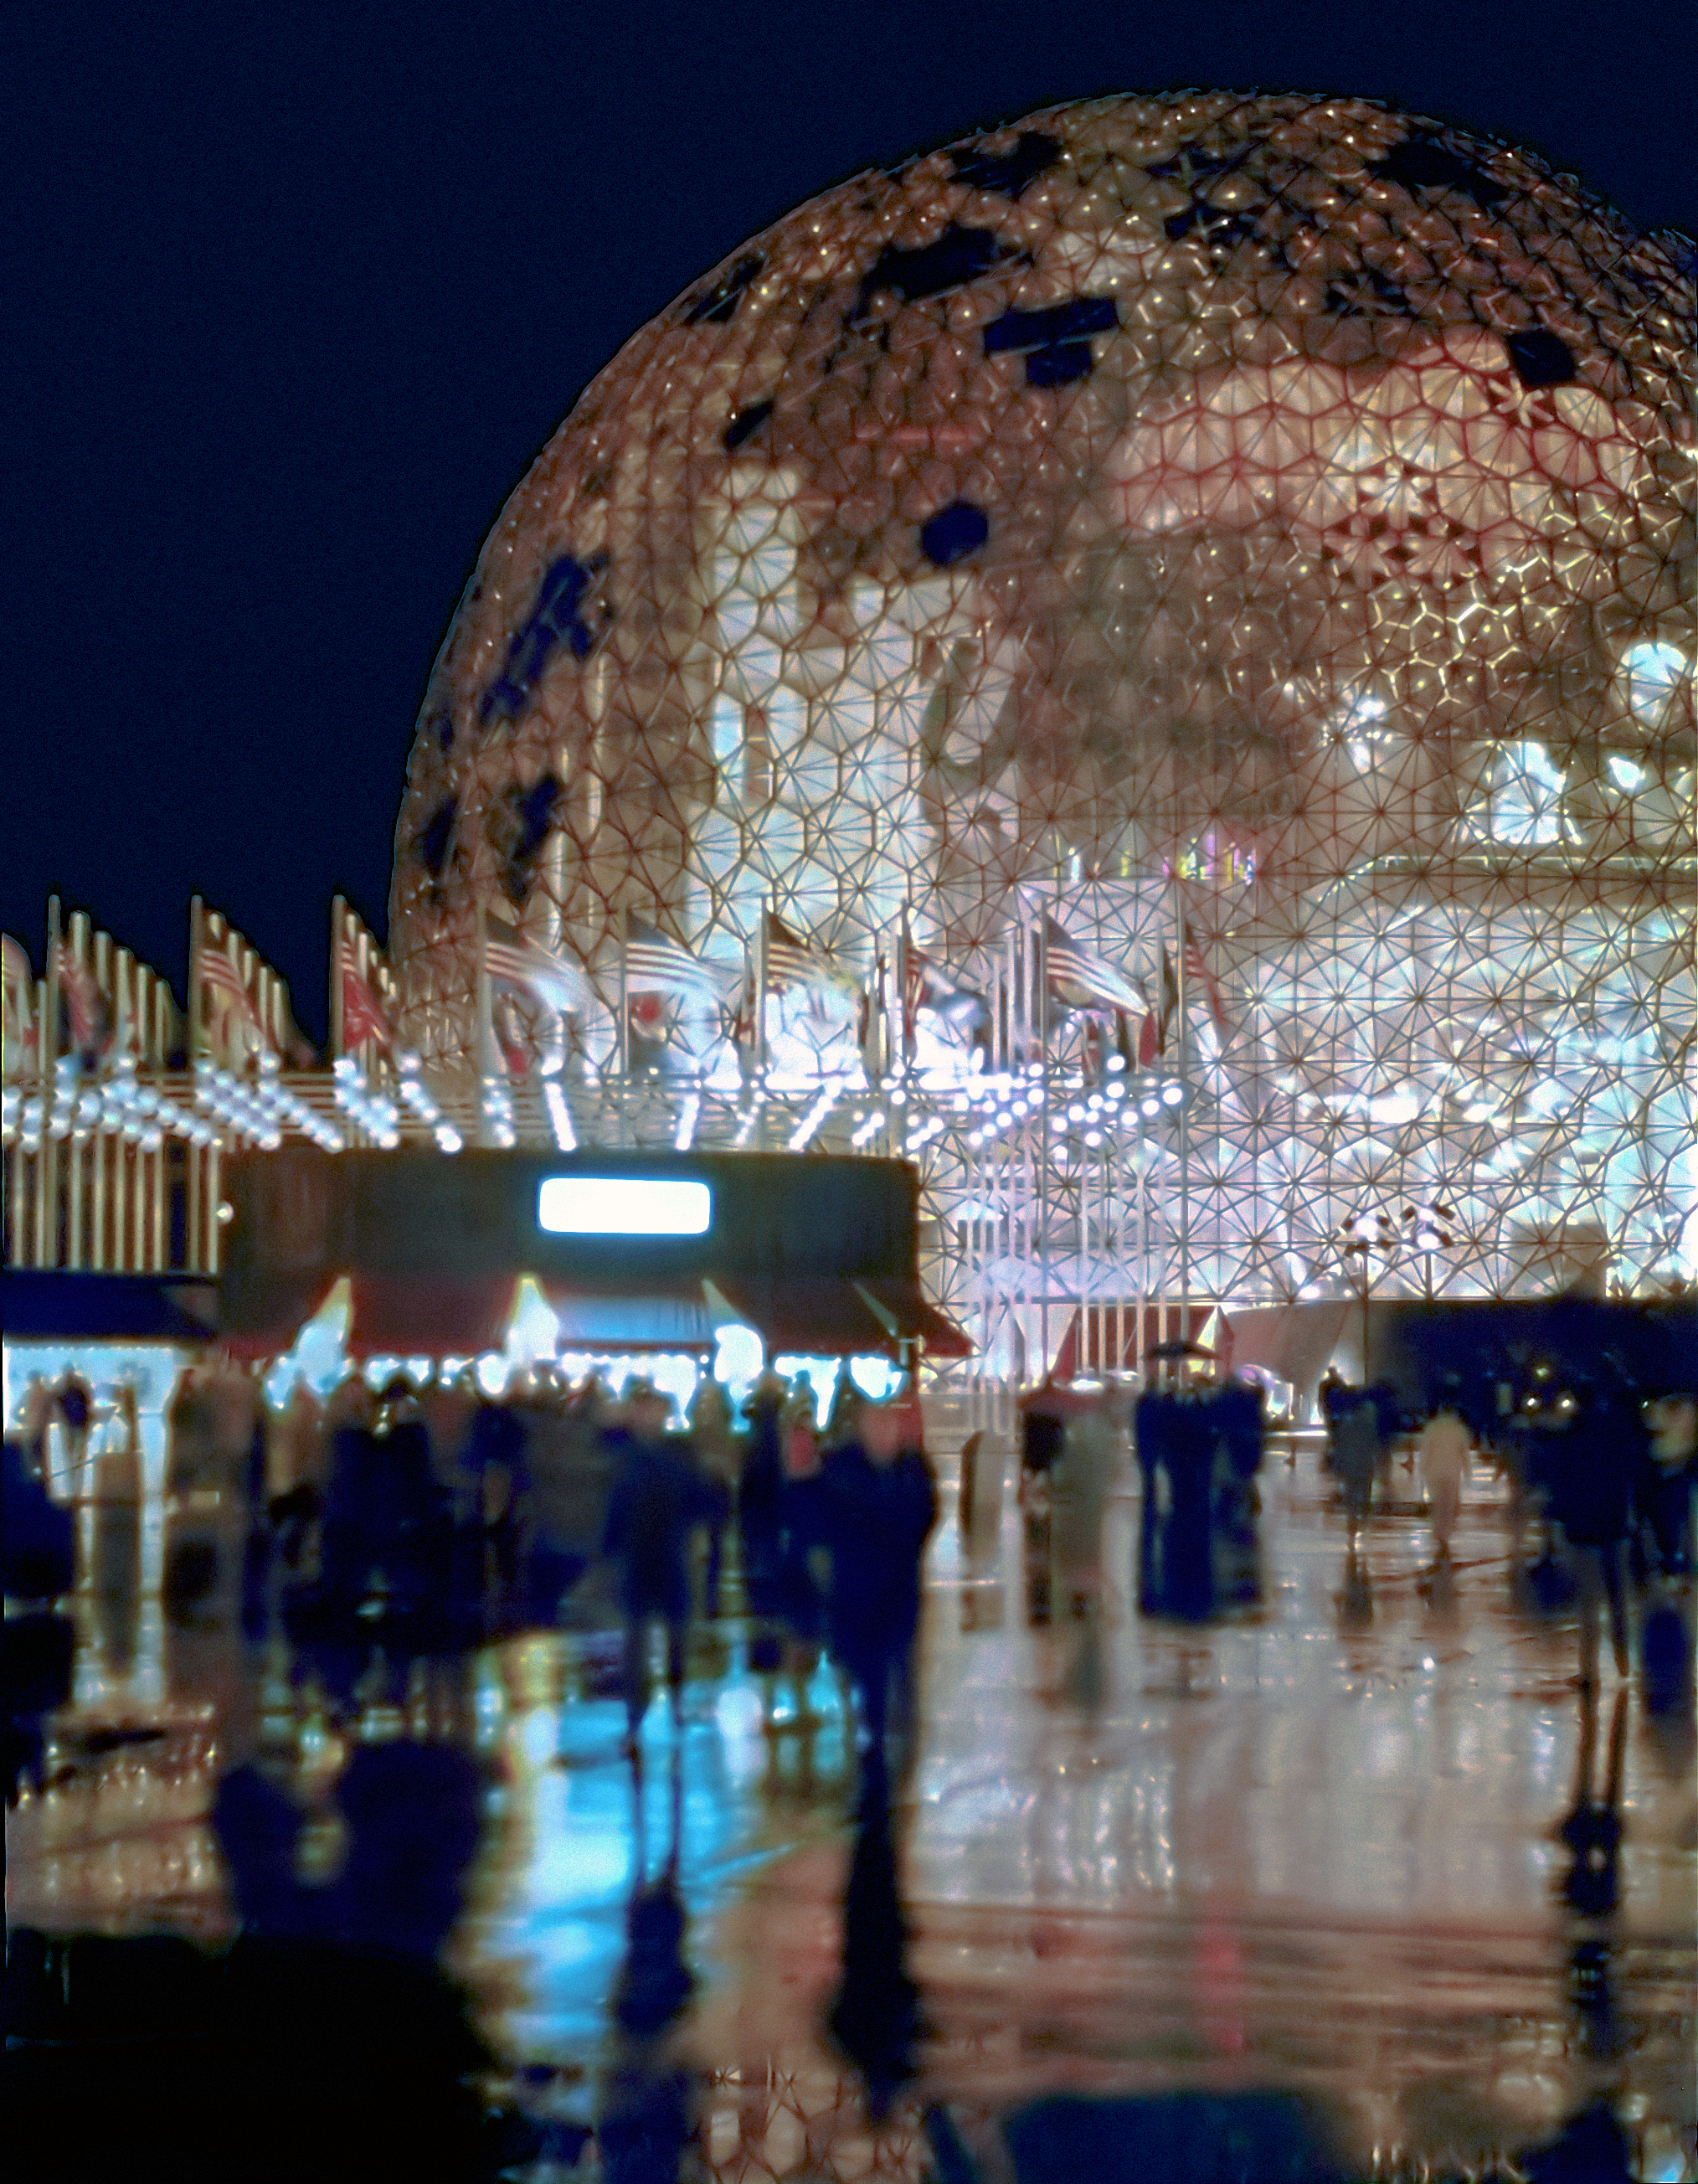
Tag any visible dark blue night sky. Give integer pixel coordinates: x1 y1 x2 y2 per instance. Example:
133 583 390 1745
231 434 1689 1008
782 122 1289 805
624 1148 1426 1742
8 0 1692 1042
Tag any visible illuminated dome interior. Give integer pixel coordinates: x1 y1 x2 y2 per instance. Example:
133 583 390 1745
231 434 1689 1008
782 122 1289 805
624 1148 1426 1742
389 90 1695 1319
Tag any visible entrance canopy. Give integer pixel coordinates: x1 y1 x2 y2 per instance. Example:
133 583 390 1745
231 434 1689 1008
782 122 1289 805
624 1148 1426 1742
219 1146 970 1363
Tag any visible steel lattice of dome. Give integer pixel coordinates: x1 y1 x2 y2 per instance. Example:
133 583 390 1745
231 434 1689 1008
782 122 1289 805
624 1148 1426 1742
389 90 1695 1339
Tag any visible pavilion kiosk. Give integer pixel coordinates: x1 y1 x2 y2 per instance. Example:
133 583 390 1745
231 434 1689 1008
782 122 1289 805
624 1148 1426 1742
219 1146 970 1373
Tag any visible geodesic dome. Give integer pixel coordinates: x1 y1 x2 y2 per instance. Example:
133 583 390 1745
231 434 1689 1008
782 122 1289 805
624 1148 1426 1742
390 90 1695 1311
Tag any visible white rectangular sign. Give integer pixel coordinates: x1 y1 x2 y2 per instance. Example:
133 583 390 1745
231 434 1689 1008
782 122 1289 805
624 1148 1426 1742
538 1176 712 1237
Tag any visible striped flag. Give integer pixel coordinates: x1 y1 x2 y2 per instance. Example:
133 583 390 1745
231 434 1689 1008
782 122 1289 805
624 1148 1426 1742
625 916 733 1002
1043 914 1145 1017
337 937 393 1050
485 912 592 1014
3 935 36 1074
199 943 261 1030
56 941 114 1063
764 911 858 1009
904 936 989 1051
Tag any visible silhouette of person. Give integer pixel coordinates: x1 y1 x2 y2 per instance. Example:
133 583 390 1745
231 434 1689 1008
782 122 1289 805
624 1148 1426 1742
738 1373 788 1670
602 1385 712 1751
1546 1378 1635 1689
1330 1393 1380 1539
822 1402 937 1778
1418 1403 1472 1563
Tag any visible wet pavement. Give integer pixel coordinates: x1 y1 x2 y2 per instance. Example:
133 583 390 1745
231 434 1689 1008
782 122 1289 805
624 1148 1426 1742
6 1435 1695 2180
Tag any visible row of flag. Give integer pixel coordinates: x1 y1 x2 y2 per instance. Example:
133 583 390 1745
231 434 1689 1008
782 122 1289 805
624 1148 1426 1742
5 892 1227 1084
473 899 1227 1077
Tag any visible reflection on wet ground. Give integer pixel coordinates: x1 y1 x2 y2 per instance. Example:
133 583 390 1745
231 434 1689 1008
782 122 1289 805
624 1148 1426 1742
6 1442 1695 2180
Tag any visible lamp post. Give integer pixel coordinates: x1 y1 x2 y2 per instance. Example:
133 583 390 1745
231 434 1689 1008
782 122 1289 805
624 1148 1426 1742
1340 1211 1397 1383
1340 1201 1459 1382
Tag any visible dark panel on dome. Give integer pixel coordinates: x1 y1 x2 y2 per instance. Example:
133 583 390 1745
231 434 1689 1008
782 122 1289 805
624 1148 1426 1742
1368 134 1508 209
983 296 1119 353
946 131 1061 200
723 399 774 451
1505 327 1579 386
685 254 764 327
415 796 458 880
491 775 560 907
985 296 1118 388
1025 343 1096 388
480 554 609 731
920 502 990 567
850 224 1023 319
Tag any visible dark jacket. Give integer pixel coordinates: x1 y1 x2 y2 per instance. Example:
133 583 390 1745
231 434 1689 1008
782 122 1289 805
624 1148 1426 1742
821 1442 937 1654
601 1431 710 1621
1548 1394 1636 1548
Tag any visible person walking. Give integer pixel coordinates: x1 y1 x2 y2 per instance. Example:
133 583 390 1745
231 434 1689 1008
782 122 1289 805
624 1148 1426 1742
1330 1390 1381 1542
738 1373 788 1671
1050 1391 1119 1707
1547 1378 1636 1691
1418 1403 1473 1563
601 1385 712 1754
821 1400 937 1778
686 1378 739 1619
775 1415 833 1733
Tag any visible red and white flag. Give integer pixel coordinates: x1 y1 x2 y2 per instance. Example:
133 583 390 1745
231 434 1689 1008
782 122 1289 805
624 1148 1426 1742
200 944 261 1030
764 910 859 1014
1181 919 1227 1030
485 912 592 1014
3 934 37 1073
56 941 114 1062
337 937 393 1050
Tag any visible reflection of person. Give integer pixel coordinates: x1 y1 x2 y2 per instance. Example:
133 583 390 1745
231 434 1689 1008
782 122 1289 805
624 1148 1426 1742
598 1765 697 2184
1556 1686 1625 1920
1335 1543 1374 1633
208 1744 497 2183
827 1748 921 2120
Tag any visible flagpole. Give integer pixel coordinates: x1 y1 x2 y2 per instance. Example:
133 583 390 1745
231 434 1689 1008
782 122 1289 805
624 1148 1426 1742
36 903 59 1269
755 901 769 1079
618 906 630 1084
1034 899 1051 1375
330 895 345 1060
40 894 62 1270
896 907 910 1073
475 895 497 1146
1173 870 1191 1333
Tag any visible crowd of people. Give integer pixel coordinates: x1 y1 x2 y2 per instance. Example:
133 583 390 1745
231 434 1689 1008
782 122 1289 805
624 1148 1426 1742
9 1331 1694 1764
8 1354 940 1779
1318 1363 1695 1699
